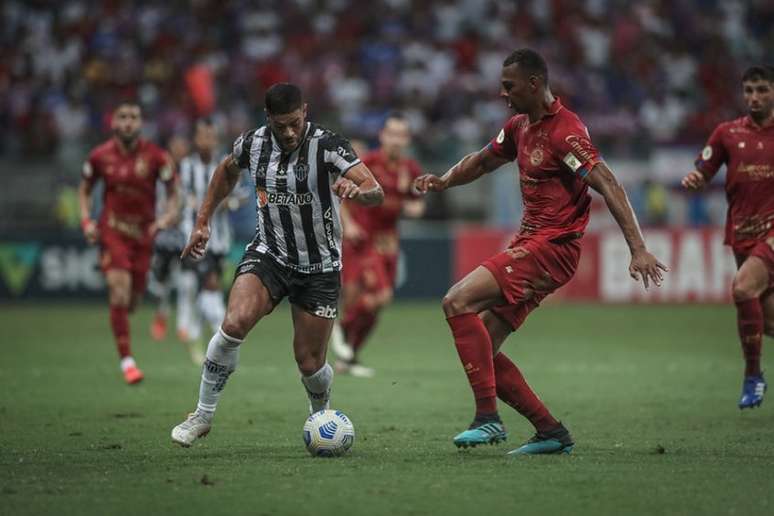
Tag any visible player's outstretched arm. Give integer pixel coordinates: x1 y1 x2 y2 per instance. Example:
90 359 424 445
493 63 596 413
151 178 180 237
584 162 669 288
412 147 509 194
332 163 384 206
181 154 241 259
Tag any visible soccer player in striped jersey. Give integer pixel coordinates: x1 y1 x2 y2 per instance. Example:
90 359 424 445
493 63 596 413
171 83 383 447
682 66 774 409
176 118 247 364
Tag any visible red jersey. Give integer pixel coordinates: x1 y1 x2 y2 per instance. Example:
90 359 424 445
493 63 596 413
488 98 601 241
694 115 774 254
346 150 422 254
83 138 174 241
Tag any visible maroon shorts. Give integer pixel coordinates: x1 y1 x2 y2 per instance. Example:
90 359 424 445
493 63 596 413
482 236 581 330
100 229 153 295
342 241 396 294
734 237 774 289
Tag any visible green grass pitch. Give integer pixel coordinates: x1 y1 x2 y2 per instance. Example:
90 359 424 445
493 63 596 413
1 301 773 515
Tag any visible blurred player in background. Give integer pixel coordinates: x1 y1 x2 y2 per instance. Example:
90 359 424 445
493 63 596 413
149 133 189 341
331 113 425 377
78 101 178 384
414 49 667 455
176 118 247 365
171 83 383 447
682 65 774 409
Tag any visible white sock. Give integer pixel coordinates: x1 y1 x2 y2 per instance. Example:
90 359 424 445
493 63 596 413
195 327 242 421
120 356 136 372
301 363 333 413
198 289 226 333
177 271 199 338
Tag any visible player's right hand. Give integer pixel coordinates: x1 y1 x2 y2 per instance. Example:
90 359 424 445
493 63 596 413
681 170 706 191
81 219 98 245
412 174 447 194
181 224 210 261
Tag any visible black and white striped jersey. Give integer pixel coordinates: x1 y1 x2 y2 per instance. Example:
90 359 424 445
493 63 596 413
232 122 361 274
179 152 233 255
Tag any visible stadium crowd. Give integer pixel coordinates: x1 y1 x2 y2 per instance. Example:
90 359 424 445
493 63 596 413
2 0 772 161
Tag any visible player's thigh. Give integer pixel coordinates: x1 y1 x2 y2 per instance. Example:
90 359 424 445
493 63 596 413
442 265 505 317
733 256 770 301
222 273 276 340
291 305 335 374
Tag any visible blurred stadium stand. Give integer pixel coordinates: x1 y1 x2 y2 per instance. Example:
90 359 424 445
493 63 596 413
1 0 772 232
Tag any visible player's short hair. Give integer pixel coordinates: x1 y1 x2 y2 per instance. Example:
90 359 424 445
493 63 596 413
113 99 142 115
265 83 303 115
503 48 549 83
742 66 774 83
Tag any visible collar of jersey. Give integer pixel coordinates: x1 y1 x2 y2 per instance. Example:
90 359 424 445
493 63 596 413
743 114 774 131
528 97 563 127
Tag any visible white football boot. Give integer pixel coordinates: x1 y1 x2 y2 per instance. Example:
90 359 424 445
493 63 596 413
171 413 211 447
329 321 354 362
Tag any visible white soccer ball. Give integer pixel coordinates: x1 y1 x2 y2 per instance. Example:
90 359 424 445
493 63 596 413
302 409 355 457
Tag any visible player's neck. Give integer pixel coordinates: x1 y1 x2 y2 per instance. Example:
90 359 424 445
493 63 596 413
749 110 774 129
115 137 139 154
527 90 556 123
198 150 213 163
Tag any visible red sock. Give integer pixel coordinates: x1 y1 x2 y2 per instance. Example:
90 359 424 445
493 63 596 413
735 298 763 376
494 352 558 432
447 313 497 417
341 300 379 353
109 305 131 359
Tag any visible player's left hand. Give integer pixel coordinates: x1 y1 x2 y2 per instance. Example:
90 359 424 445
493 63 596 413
181 224 210 261
629 249 669 289
332 177 361 200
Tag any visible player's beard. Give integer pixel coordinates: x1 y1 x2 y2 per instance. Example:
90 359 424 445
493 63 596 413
116 130 140 148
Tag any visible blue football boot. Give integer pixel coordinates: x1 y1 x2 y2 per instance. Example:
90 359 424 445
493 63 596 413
453 418 507 448
507 422 574 456
739 374 767 409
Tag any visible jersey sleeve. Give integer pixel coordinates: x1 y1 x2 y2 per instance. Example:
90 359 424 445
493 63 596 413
321 132 361 176
232 129 256 172
486 117 519 161
694 125 728 180
81 150 101 184
552 119 601 179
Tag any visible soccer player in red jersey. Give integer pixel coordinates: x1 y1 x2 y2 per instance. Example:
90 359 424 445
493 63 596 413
78 101 178 384
331 113 425 377
682 66 774 409
413 49 667 455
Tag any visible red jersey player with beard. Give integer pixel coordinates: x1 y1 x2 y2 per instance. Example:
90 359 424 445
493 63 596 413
78 101 179 384
414 49 667 455
331 113 425 377
683 66 774 409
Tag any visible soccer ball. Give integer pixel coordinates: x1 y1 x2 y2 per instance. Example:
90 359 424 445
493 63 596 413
302 409 355 457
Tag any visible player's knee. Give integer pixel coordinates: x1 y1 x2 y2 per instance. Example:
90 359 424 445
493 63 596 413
221 312 250 341
442 288 469 317
295 351 325 376
732 278 759 303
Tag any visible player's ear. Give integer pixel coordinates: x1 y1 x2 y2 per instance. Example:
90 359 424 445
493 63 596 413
302 103 308 119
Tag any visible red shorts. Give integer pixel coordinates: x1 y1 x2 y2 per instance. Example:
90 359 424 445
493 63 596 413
342 241 396 294
734 237 774 289
482 236 581 330
100 229 153 295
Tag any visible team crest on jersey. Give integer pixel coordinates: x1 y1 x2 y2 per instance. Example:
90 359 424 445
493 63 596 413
496 129 505 144
530 148 544 167
702 146 713 160
134 158 148 178
294 162 309 181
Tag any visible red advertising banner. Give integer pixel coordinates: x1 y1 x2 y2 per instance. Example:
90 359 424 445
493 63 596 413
454 227 736 303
